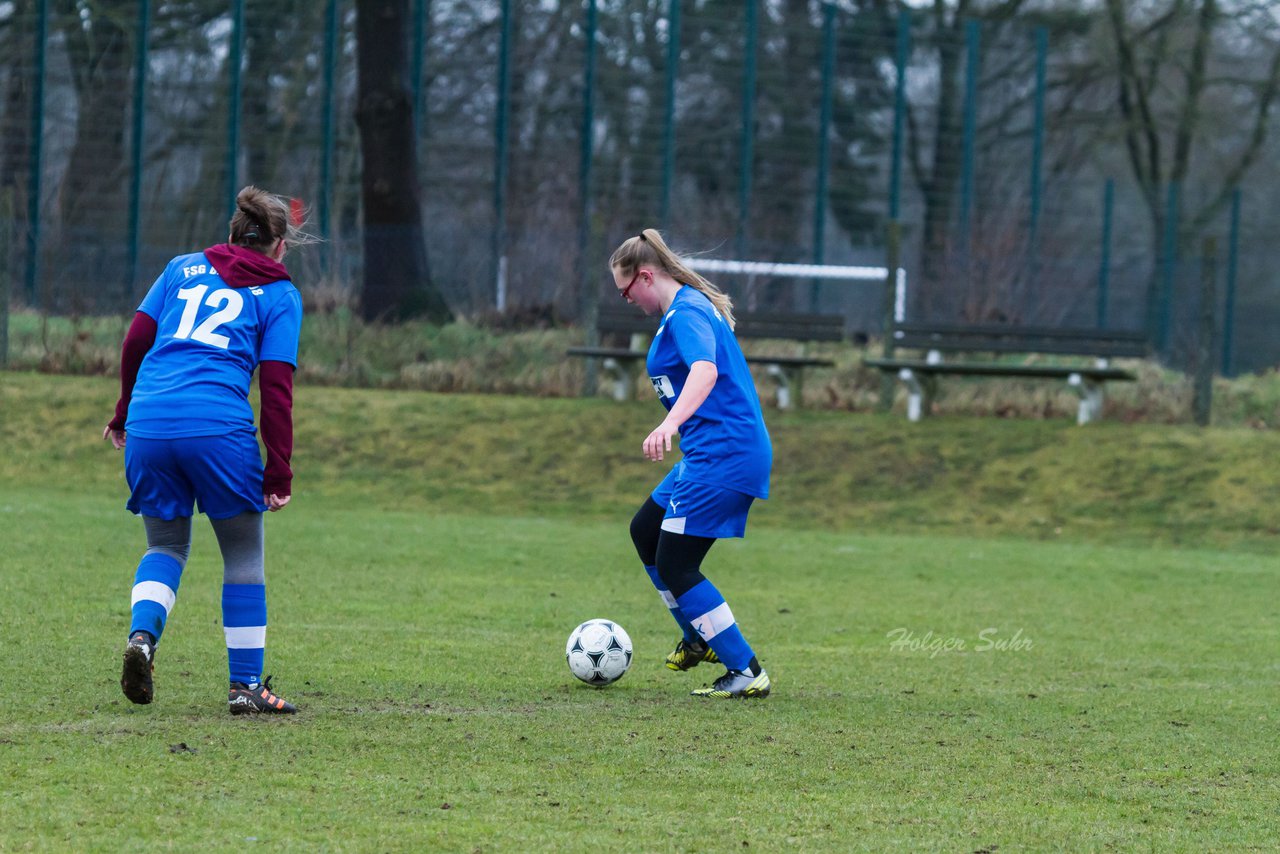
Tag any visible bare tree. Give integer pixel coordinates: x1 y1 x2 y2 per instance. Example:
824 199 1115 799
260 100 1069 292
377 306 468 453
868 0 1033 297
0 0 32 199
52 0 134 307
354 0 450 321
1105 0 1280 253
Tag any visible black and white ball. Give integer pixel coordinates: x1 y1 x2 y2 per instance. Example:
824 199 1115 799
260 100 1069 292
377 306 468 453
565 619 633 687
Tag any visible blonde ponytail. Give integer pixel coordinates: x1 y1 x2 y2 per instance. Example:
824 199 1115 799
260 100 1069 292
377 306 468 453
608 228 736 329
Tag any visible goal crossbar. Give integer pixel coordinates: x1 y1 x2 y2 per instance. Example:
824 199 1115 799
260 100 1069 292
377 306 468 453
688 258 891 280
685 258 908 323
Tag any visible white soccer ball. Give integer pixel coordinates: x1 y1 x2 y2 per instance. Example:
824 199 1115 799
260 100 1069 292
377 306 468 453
565 619 633 687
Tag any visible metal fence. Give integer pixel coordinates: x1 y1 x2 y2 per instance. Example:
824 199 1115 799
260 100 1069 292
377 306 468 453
0 0 1276 373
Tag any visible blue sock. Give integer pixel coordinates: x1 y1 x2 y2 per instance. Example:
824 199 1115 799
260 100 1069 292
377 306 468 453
130 553 183 643
676 579 756 672
223 584 266 686
644 565 700 643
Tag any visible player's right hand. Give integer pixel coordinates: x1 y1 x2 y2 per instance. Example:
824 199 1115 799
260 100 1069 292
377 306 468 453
643 420 678 461
265 493 292 512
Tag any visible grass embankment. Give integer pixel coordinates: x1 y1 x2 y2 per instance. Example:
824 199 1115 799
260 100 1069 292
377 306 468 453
4 371 1280 549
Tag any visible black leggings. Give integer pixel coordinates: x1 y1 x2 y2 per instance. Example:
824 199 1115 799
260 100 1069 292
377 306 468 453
629 497 715 599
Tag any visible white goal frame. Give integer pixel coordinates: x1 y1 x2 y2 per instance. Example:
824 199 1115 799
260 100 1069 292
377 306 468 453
687 258 907 322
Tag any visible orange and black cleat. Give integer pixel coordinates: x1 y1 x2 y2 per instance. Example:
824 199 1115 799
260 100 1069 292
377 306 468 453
228 675 298 715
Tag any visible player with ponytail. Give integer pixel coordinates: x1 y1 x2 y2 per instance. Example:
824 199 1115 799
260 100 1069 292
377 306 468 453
105 186 313 715
610 229 773 699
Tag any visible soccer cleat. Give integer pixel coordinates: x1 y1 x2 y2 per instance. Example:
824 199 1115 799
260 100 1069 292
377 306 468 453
690 667 771 699
121 632 156 705
228 675 298 716
665 638 720 671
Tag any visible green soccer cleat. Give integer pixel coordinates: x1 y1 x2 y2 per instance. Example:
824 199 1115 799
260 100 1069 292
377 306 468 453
228 676 298 716
691 667 771 699
121 632 156 705
665 638 720 671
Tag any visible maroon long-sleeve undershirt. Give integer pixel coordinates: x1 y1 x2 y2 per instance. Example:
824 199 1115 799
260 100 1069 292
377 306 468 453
108 311 157 432
109 311 296 498
258 360 295 498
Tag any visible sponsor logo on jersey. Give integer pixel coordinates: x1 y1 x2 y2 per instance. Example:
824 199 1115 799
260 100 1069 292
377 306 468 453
650 375 676 399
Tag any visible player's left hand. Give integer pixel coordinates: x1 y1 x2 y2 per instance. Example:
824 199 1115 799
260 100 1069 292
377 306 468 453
102 425 126 450
265 493 292 512
643 420 678 462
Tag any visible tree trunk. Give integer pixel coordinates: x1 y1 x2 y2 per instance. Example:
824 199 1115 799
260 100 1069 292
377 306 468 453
56 1 133 310
241 0 277 186
354 0 451 322
1 0 31 196
3 4 31 322
917 26 965 298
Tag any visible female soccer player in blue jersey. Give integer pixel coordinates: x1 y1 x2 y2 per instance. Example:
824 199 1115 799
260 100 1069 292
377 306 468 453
609 229 772 699
104 186 308 715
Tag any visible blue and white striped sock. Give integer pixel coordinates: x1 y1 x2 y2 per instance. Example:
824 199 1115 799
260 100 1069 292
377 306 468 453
222 584 266 687
130 553 183 643
644 565 700 643
676 579 755 672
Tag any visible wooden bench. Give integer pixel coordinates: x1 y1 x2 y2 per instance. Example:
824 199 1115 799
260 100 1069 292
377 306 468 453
863 322 1149 424
567 306 842 409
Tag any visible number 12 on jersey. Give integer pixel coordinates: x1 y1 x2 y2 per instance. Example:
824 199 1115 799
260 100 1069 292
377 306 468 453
174 285 244 349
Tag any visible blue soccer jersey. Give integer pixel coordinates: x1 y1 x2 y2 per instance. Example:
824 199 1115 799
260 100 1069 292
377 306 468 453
646 286 772 499
126 251 302 439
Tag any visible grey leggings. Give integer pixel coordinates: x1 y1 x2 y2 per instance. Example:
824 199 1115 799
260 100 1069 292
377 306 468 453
143 512 265 585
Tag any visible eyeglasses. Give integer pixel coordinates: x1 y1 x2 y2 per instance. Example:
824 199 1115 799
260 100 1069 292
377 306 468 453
620 269 644 301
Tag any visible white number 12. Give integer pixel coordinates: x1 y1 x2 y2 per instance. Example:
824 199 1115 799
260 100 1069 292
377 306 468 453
174 285 244 349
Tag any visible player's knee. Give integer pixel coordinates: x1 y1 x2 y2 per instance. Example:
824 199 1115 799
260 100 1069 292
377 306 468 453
654 530 715 598
144 544 190 567
209 512 266 585
629 501 662 566
656 563 705 600
143 516 192 568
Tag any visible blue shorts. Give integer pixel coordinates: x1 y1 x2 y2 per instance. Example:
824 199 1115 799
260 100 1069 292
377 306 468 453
651 461 755 539
125 432 268 520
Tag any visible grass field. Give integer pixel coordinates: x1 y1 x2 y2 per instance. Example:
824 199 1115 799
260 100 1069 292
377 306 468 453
2 373 1279 850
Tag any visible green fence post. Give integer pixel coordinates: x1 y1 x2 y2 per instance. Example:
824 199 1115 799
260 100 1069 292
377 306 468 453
1097 178 1113 327
1 187 10 365
226 0 245 220
578 0 599 396
413 0 427 142
1027 27 1046 280
659 0 680 230
736 0 758 260
25 0 48 307
889 7 909 222
1221 188 1240 376
958 19 980 258
126 0 150 303
319 0 338 276
880 221 902 411
882 8 909 411
1156 181 1179 354
493 0 513 312
1192 237 1217 426
810 1 836 312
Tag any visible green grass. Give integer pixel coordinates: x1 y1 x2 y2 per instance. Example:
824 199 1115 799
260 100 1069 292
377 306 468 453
2 373 1279 850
